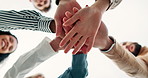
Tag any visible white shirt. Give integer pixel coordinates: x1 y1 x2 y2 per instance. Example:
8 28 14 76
4 37 57 78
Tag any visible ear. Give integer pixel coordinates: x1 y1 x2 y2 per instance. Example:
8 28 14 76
129 45 135 52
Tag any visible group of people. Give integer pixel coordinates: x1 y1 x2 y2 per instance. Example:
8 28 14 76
0 0 148 78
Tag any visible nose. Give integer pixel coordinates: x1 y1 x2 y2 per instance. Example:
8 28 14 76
7 40 14 51
38 0 44 3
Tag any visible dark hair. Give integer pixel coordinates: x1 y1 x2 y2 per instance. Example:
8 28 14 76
0 53 10 62
0 30 18 41
132 43 142 56
0 30 18 62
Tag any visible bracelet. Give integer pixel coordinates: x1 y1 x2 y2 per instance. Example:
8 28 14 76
100 36 116 52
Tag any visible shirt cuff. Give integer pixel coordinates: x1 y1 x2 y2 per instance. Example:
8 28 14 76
38 17 54 33
100 36 116 52
37 37 58 60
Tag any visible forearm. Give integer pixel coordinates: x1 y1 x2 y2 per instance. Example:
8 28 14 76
100 37 148 78
0 10 53 33
4 37 57 78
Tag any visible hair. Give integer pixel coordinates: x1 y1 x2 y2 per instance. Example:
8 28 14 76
132 42 142 56
0 30 18 42
0 53 10 62
0 30 18 62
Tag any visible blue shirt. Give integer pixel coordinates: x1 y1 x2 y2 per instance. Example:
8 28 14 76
58 54 88 78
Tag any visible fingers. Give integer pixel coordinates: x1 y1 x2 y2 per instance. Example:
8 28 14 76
63 12 79 26
72 36 87 54
73 7 79 13
84 37 95 54
65 11 73 18
64 34 82 53
59 27 76 47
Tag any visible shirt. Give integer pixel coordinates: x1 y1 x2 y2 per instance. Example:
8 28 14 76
0 10 53 33
4 37 88 78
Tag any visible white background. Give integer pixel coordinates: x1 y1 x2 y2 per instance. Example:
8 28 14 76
0 0 148 78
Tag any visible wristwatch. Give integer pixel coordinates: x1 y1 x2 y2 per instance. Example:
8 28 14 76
107 0 122 10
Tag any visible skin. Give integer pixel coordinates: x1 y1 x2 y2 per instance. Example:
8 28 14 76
30 0 51 12
55 0 110 54
27 74 44 78
0 35 18 54
121 42 137 53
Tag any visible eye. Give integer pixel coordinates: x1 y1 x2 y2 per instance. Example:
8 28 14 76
9 37 13 43
9 46 13 52
44 1 47 4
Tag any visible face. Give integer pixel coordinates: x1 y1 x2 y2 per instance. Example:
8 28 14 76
121 42 141 56
0 35 18 54
30 0 50 11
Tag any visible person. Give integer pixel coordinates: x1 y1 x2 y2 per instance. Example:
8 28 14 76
54 0 122 54
29 0 52 12
64 8 148 78
3 36 88 78
0 30 18 63
0 10 56 63
3 8 88 78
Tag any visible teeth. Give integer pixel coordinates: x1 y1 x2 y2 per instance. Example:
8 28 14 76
2 40 5 48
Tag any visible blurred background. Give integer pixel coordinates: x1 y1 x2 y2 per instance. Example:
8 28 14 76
0 0 148 78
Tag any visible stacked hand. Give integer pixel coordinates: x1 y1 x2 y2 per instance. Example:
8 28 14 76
54 0 110 54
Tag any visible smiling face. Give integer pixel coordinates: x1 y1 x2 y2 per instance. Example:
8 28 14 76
30 0 51 12
0 35 18 54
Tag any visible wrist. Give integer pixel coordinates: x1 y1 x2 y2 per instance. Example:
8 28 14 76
50 41 59 52
99 36 114 51
91 0 110 13
49 20 56 33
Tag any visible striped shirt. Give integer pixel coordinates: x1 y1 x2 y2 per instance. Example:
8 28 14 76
0 10 53 33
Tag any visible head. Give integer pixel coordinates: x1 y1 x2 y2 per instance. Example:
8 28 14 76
0 31 18 62
30 0 51 12
121 42 142 56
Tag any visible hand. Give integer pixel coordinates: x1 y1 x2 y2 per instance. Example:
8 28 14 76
54 0 81 38
93 21 109 49
50 37 64 52
60 6 103 54
62 7 88 54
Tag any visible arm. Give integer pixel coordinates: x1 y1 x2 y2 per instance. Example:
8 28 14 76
4 37 58 78
54 0 81 38
101 38 148 78
93 21 148 78
0 10 55 33
60 0 110 54
58 54 88 78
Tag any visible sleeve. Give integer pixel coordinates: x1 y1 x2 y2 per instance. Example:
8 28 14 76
101 37 148 78
0 10 53 33
4 37 58 78
58 54 88 78
107 0 122 10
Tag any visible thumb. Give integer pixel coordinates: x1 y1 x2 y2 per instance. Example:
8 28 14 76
54 18 63 37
